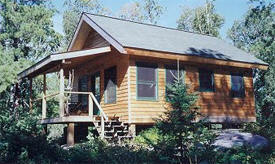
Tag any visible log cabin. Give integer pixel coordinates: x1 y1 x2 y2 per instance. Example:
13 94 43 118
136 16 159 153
18 13 268 145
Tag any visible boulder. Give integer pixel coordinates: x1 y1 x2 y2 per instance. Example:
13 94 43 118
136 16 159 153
247 135 269 150
213 129 269 150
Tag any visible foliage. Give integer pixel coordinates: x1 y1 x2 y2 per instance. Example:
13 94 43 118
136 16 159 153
215 145 274 164
228 1 275 162
151 81 216 164
134 127 161 147
228 0 275 143
0 0 62 92
0 97 55 163
177 0 224 37
62 0 110 47
118 0 164 24
0 1 62 163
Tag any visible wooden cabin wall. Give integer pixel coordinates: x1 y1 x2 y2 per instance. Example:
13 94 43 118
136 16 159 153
129 56 255 124
72 51 129 122
82 30 109 49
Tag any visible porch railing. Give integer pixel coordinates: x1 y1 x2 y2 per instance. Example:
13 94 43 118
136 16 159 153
33 91 108 138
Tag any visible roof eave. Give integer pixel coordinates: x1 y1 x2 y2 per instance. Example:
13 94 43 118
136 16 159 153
125 47 269 70
18 46 112 79
68 13 127 54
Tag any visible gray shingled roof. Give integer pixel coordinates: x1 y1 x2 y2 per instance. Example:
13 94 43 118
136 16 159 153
86 13 267 65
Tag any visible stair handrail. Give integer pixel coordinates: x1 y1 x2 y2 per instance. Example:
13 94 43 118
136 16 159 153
89 93 108 121
64 91 108 121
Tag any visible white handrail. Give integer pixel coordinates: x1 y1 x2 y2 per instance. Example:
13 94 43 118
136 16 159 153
64 91 108 120
89 93 108 120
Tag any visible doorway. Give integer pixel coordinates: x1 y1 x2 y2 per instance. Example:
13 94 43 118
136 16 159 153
91 72 101 115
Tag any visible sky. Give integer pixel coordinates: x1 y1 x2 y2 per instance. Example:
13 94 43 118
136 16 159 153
51 0 253 40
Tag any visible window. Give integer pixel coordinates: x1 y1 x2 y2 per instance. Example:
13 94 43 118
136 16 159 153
104 66 116 104
165 64 184 85
231 74 245 98
136 62 158 100
78 75 88 107
165 64 184 94
199 69 215 92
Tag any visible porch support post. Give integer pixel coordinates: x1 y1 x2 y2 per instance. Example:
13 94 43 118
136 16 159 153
67 123 75 146
101 115 104 139
129 124 136 137
29 78 33 112
88 93 93 116
59 67 65 117
42 74 46 119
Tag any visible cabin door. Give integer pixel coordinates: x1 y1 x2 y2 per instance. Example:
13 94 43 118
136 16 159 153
91 72 100 115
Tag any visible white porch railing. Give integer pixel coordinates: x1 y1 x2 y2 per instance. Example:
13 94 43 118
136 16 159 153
34 91 108 138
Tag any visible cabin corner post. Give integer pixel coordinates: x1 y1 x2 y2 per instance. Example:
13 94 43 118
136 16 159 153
42 74 47 119
29 78 33 112
59 67 65 117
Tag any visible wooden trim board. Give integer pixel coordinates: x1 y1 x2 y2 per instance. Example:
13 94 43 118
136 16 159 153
125 48 268 70
18 47 111 79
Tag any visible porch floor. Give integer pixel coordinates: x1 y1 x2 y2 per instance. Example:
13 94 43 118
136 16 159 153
39 116 95 124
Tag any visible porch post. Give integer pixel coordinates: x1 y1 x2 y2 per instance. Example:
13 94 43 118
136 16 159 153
101 114 105 139
67 123 75 146
42 74 47 119
59 67 65 117
29 78 33 112
129 124 136 137
88 93 93 116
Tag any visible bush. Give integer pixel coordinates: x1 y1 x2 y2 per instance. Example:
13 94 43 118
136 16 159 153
134 127 161 147
215 145 274 164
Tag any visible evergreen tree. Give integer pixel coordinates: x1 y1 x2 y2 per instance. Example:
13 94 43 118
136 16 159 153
155 81 215 163
0 0 62 92
0 1 62 162
177 0 224 37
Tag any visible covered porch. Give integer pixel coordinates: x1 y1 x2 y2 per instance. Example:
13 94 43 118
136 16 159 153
18 46 112 145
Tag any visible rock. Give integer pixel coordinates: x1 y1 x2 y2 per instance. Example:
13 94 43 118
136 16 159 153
213 129 269 150
248 135 269 150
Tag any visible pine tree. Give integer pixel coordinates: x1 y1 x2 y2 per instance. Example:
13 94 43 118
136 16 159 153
156 81 215 163
0 1 62 162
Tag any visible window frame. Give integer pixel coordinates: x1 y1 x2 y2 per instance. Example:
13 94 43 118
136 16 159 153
231 73 245 98
104 66 117 104
136 62 158 101
199 69 215 92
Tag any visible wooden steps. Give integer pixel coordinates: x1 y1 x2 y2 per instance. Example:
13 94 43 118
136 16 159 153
93 116 132 142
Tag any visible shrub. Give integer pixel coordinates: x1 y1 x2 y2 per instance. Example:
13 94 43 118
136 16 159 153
137 81 217 164
134 127 161 147
215 145 274 164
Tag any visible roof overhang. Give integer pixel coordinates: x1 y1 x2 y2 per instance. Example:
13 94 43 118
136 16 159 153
125 47 269 70
18 46 111 79
68 13 126 53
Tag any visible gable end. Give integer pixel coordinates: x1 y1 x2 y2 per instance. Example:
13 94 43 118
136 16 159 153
68 13 126 53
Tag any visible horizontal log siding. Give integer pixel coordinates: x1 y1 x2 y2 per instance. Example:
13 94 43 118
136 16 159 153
129 56 255 124
73 51 129 122
82 30 109 49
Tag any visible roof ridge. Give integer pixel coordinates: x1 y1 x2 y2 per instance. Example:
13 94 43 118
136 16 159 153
84 12 217 38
